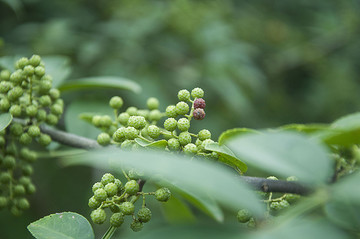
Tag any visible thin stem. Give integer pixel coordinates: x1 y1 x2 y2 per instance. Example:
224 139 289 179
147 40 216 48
101 226 117 239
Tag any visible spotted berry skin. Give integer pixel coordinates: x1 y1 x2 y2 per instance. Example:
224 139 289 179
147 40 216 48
128 116 146 129
29 54 41 67
126 106 138 116
193 108 205 120
137 207 152 223
177 118 190 132
101 173 115 185
130 220 143 232
109 96 123 109
28 125 41 137
120 202 135 215
176 102 189 115
118 112 130 125
94 188 108 202
147 97 159 110
113 127 126 142
104 183 118 197
148 109 162 121
9 105 21 117
97 133 111 145
110 212 125 227
38 133 52 146
124 180 139 195
194 98 206 109
125 127 139 140
92 182 104 193
237 209 251 223
88 196 101 209
191 87 204 98
147 125 160 139
26 105 38 117
164 118 177 131
91 208 107 224
167 138 180 150
178 89 191 101
165 105 178 118
183 143 197 155
178 132 191 146
155 188 171 202
198 129 211 141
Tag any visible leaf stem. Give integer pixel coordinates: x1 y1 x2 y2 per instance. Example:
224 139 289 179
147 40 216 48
101 226 117 239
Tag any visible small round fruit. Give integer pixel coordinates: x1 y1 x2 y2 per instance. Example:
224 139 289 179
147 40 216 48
94 188 108 202
109 96 123 109
178 131 191 146
118 112 130 125
237 209 251 223
101 173 115 185
164 118 177 131
148 109 162 121
167 138 180 151
155 187 171 202
125 127 139 140
183 143 197 155
120 202 135 215
130 220 143 232
110 212 125 227
147 97 159 110
193 108 205 120
198 129 211 141
194 98 206 109
97 133 111 146
91 208 107 224
147 125 160 139
137 207 152 223
177 118 190 131
92 182 104 193
191 87 204 98
104 182 118 197
38 133 52 146
88 196 101 209
178 89 191 101
165 105 178 118
175 101 189 115
28 125 41 137
113 127 126 142
124 180 139 195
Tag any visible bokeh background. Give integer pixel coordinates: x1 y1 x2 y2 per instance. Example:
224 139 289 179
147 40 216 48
1 0 360 238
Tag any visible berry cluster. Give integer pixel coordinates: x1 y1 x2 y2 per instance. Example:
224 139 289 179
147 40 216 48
90 87 219 160
0 55 63 215
88 173 171 232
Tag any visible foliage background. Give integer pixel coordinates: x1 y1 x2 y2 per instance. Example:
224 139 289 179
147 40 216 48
1 0 360 238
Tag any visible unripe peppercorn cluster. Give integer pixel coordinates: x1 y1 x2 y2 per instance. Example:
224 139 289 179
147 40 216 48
88 173 170 232
0 55 64 215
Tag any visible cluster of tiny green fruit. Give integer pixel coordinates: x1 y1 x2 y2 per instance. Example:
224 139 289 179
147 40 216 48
89 172 171 232
0 55 63 215
236 176 301 228
90 87 219 159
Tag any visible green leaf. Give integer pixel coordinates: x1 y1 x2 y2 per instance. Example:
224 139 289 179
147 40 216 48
42 56 72 88
227 131 332 185
331 171 360 203
218 128 258 145
61 149 265 216
58 76 141 94
0 113 13 131
27 212 94 239
0 55 19 71
279 123 329 134
161 195 197 224
134 138 168 149
205 142 247 173
324 201 360 232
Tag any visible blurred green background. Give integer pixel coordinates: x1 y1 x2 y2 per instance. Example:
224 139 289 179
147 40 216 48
1 0 360 238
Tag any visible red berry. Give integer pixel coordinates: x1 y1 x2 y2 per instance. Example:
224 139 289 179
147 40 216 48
194 98 206 109
193 108 205 120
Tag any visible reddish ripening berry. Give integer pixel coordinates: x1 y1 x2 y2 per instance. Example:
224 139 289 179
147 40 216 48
193 108 205 120
194 98 206 109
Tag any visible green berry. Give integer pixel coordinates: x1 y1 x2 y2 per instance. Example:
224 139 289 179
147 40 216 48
91 208 107 224
88 196 101 209
15 57 29 69
199 139 215 152
92 182 104 193
124 180 139 195
118 112 130 125
279 200 290 209
120 202 135 215
155 187 171 202
177 118 190 131
178 131 191 146
198 129 211 141
109 96 123 109
49 88 61 100
167 138 180 150
28 125 41 137
0 69 11 81
147 125 160 139
9 70 23 85
14 184 26 196
3 155 16 169
110 212 125 227
34 66 45 77
99 115 112 127
21 164 34 176
9 104 22 117
0 81 11 93
0 196 8 209
130 220 143 232
247 218 256 228
128 116 147 129
0 98 10 111
37 109 47 121
10 205 22 216
126 106 138 116
114 179 122 190
92 115 102 127
0 172 11 183
10 123 23 136
178 89 191 101
183 143 197 155
147 97 159 110
164 118 177 131
50 104 63 116
125 126 138 140
8 86 23 101
29 54 41 67
137 109 149 119
23 65 34 76
17 198 30 210
165 105 178 118
104 182 118 197
26 183 36 194
191 87 204 98
26 105 38 117
46 114 59 125
175 101 189 115
97 133 111 145
18 176 31 186
237 209 251 223
195 138 202 146
38 133 52 146
19 133 32 145
148 109 162 121
113 127 126 142
101 173 115 185
138 207 152 223
94 188 108 202
110 204 121 213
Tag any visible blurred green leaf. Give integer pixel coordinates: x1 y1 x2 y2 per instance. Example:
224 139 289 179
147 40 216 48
1 0 23 15
331 171 360 203
0 55 18 71
42 56 72 87
324 201 360 232
58 77 141 94
205 142 247 173
134 138 168 149
61 149 265 216
279 124 329 134
218 128 258 145
27 212 94 239
161 195 196 224
0 113 12 131
227 131 332 185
